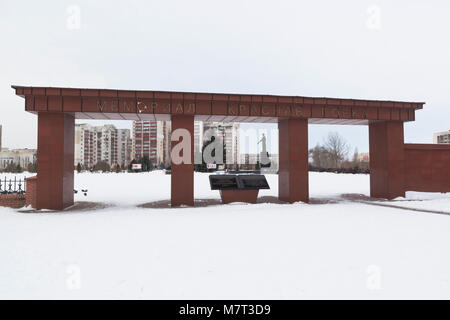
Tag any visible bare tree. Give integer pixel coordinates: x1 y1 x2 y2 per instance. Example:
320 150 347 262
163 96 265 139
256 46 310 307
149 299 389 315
309 144 333 168
324 132 349 168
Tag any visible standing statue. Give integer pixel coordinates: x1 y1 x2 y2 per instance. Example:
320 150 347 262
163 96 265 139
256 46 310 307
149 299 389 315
257 134 267 154
257 134 270 167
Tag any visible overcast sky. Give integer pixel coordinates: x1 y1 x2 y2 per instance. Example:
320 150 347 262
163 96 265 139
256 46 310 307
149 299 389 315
1 0 449 154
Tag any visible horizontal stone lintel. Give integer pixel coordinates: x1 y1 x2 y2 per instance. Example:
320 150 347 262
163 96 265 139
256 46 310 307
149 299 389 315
21 96 416 122
13 86 423 122
13 86 424 108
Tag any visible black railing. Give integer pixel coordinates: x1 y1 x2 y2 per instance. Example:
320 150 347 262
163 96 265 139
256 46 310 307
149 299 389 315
0 177 26 195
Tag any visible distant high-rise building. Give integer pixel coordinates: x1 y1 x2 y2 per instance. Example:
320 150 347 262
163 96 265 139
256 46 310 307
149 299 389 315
434 130 450 144
132 120 157 163
194 121 203 154
74 124 131 168
132 120 171 167
74 124 95 168
202 122 240 165
117 129 132 167
193 121 203 164
157 121 171 167
98 125 118 166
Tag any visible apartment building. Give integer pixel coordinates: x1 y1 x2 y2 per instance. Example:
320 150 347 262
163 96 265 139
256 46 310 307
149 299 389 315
202 122 240 165
74 124 131 168
132 121 171 167
117 129 132 167
434 130 450 144
97 125 117 166
194 121 203 154
74 124 94 168
157 121 172 167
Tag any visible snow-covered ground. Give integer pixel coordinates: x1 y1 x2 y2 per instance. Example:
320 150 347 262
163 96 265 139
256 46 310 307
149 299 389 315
71 170 371 205
1 171 450 299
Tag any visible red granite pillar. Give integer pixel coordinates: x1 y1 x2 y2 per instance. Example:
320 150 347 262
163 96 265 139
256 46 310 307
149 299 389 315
278 118 309 203
369 121 405 199
36 112 75 210
171 115 194 206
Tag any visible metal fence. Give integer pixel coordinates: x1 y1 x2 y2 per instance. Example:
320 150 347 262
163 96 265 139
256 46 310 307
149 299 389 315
0 177 26 195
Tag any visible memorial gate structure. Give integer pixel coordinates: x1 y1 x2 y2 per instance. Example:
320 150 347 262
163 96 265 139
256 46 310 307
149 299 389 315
12 85 450 210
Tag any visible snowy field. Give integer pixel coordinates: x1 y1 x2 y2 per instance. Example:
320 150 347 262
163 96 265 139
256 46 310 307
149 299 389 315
1 171 450 299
